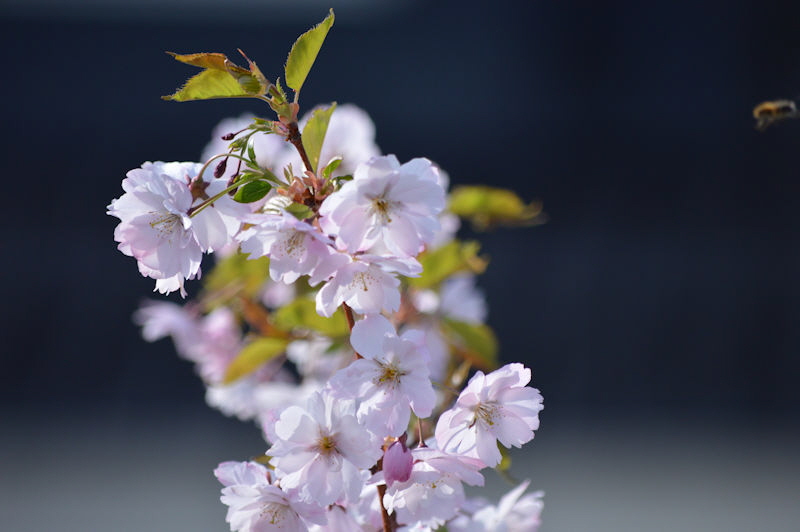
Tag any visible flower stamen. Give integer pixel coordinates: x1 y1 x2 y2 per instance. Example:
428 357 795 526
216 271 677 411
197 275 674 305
371 196 393 223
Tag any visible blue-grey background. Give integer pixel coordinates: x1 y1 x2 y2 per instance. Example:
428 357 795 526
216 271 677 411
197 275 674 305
1 1 798 530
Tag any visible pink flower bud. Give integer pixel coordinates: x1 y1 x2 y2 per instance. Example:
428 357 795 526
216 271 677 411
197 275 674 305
383 435 413 486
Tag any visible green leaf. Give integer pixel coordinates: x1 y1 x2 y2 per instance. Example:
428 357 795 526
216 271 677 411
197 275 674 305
246 135 258 162
284 9 335 94
441 318 499 370
272 298 349 337
167 51 234 70
224 337 289 383
497 446 512 472
407 240 488 289
332 174 353 187
234 181 271 203
302 103 337 173
321 157 342 180
162 51 266 102
162 68 252 101
448 186 545 230
274 78 289 101
285 202 315 220
203 253 269 302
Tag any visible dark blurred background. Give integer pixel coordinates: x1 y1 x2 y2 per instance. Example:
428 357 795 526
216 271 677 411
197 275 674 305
2 1 799 530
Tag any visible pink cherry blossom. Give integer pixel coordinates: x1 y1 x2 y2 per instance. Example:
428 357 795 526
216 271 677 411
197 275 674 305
134 301 241 384
215 461 326 532
269 391 382 506
328 315 435 436
314 253 421 317
319 155 445 257
307 505 363 532
449 480 544 532
192 177 251 253
382 447 485 528
205 360 298 422
435 363 543 467
133 300 199 348
285 337 351 381
237 211 334 284
109 161 248 295
408 274 488 380
108 161 203 291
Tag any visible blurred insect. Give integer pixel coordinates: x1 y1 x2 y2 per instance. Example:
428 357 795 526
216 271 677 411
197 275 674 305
753 99 798 131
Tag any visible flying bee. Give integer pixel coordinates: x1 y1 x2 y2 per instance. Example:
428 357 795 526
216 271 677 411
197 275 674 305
753 99 798 131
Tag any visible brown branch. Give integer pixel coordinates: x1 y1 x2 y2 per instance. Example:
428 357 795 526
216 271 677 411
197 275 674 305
286 121 314 173
376 483 397 532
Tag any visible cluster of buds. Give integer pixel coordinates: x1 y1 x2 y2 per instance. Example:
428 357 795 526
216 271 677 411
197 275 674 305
108 10 545 532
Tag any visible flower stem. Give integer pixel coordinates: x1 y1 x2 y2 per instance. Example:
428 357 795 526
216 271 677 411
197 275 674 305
195 152 249 183
189 175 257 218
376 483 397 532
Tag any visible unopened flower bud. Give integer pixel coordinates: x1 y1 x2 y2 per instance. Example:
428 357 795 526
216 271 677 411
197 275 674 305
383 434 413 487
220 132 236 141
214 158 228 178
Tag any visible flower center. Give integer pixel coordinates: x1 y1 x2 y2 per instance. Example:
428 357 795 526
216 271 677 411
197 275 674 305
279 230 305 258
370 196 393 223
148 212 183 240
375 361 407 388
259 502 290 525
350 270 377 292
473 402 501 427
315 434 339 456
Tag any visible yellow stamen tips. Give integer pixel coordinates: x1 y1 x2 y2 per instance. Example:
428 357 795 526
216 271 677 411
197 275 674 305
475 402 500 427
148 212 182 238
379 366 399 383
317 435 337 455
374 361 407 388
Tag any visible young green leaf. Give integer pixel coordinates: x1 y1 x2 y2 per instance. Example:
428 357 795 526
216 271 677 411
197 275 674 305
246 135 258 162
497 446 513 472
233 181 271 203
332 174 353 188
441 318 499 370
272 297 349 337
162 69 252 101
448 186 545 230
162 51 266 102
284 9 335 96
302 103 337 173
284 202 315 220
321 156 343 180
223 337 289 384
203 253 270 305
407 240 488 289
167 52 235 70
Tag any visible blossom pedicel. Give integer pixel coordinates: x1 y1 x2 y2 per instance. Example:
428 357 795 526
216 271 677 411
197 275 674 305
110 9 546 531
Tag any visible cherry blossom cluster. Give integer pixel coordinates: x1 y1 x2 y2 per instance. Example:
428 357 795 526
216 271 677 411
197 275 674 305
110 16 545 531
